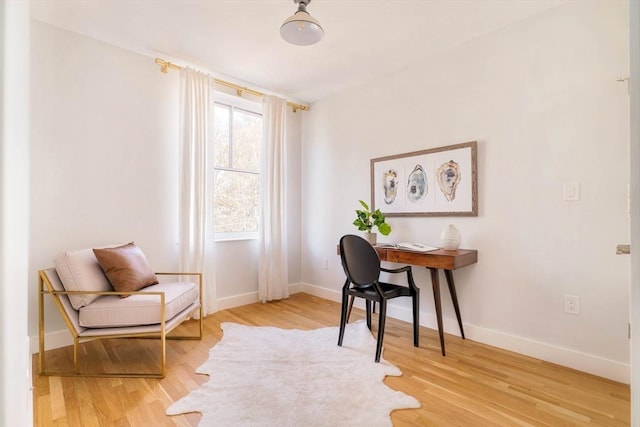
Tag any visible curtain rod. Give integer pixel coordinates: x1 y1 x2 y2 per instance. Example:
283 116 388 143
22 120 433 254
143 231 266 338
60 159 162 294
155 58 309 113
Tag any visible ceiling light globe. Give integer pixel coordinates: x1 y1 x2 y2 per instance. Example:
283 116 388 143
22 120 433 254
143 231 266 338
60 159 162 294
280 10 324 46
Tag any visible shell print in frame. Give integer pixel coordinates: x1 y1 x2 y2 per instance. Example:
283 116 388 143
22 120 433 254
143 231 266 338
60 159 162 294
437 160 461 201
406 164 427 203
382 169 399 205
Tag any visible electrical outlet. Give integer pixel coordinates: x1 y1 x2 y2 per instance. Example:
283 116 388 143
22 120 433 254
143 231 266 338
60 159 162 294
564 295 580 315
563 182 581 201
321 258 328 270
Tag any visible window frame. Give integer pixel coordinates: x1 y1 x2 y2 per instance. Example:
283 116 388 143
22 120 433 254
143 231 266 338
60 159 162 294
212 92 263 242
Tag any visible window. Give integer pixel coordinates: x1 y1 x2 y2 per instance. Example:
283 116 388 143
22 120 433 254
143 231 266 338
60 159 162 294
213 96 262 239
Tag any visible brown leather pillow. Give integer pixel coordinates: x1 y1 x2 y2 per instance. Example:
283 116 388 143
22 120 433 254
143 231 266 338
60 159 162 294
93 242 158 297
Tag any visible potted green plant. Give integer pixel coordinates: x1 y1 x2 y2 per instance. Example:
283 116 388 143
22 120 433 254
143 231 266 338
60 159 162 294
353 200 391 245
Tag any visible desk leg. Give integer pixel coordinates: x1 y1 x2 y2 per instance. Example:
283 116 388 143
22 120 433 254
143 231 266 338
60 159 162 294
428 268 446 356
444 270 465 339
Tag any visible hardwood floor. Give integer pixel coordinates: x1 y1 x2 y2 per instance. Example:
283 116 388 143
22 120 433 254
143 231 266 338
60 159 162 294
34 293 630 426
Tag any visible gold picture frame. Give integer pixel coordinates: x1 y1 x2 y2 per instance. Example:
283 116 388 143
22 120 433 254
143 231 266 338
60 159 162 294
371 141 478 217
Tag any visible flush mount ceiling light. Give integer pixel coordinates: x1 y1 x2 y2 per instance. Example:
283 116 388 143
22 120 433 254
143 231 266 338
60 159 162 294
280 0 324 46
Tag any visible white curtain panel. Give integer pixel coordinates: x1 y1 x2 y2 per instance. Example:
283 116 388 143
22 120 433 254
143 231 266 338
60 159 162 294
259 95 289 302
179 66 217 315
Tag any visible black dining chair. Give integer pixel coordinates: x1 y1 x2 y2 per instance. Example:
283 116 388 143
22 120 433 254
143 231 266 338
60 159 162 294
337 234 420 362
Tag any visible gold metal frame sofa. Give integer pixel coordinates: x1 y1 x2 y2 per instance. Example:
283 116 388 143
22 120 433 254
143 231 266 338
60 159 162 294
38 242 203 378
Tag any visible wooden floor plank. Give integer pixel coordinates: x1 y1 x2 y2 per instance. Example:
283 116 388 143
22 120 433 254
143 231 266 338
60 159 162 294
33 293 630 426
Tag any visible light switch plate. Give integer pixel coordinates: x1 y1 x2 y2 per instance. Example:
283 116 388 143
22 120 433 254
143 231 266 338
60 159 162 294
563 182 580 201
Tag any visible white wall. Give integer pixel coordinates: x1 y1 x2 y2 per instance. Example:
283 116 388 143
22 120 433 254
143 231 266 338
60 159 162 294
2 2 31 426
29 20 181 337
301 0 630 382
29 21 303 343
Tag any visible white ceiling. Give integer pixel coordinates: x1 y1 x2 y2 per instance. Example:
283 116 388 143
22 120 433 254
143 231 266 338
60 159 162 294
30 0 566 104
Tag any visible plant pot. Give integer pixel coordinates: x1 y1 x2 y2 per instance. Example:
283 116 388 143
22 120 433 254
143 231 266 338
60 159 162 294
364 232 377 245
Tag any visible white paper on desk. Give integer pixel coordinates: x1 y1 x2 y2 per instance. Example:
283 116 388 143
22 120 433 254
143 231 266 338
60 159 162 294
396 242 440 252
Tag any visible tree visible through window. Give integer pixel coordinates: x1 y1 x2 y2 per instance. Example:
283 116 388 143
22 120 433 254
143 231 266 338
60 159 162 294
213 101 262 236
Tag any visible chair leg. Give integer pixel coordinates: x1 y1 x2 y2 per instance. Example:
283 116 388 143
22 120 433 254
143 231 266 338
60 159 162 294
346 296 355 322
365 300 372 330
73 337 79 374
375 299 387 362
412 290 420 347
338 286 350 346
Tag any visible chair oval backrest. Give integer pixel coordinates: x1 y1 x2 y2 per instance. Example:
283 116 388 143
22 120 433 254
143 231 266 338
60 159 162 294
339 234 381 286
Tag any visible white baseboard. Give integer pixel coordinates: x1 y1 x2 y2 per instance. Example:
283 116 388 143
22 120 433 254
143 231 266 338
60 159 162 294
465 324 630 384
298 282 630 384
216 291 260 310
30 329 74 354
216 282 305 310
30 282 630 383
295 282 342 303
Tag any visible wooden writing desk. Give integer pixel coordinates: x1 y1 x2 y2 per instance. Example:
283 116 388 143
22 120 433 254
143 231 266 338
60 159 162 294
374 246 478 356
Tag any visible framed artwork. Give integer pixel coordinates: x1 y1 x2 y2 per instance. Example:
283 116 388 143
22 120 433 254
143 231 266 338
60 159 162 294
371 141 478 217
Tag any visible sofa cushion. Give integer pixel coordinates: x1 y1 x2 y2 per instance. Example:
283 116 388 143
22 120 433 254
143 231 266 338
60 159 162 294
78 281 199 328
93 242 158 297
54 244 121 310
